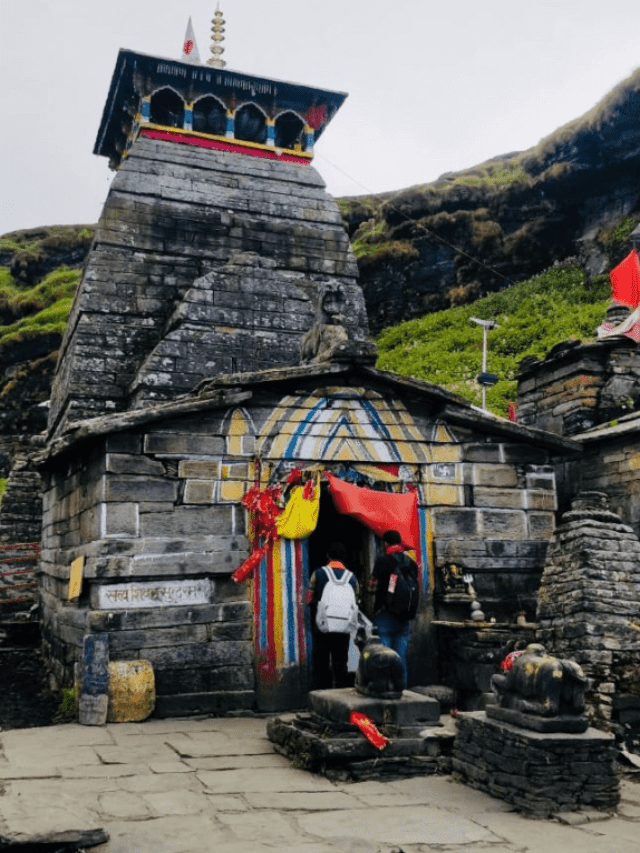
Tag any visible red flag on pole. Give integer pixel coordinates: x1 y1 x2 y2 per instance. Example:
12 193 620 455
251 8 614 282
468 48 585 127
609 249 640 308
325 472 419 552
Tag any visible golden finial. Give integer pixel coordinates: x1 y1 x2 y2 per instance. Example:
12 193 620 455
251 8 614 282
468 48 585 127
207 4 226 68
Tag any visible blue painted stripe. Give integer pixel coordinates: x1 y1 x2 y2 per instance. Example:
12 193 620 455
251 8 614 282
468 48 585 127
361 399 402 461
319 414 364 457
258 549 268 651
283 398 327 459
419 506 429 593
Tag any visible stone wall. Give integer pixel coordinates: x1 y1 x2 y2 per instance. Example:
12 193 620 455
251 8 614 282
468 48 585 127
38 369 570 714
517 336 640 439
0 461 43 613
536 492 640 735
453 712 619 816
432 441 557 622
39 406 255 715
48 137 367 434
566 418 640 541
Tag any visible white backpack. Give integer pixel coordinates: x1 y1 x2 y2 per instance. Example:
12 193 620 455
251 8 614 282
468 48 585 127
315 566 358 634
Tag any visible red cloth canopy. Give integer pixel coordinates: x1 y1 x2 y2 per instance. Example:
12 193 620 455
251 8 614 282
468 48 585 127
610 249 640 308
325 472 419 552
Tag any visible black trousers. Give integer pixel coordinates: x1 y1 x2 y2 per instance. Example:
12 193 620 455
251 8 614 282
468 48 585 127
312 630 351 689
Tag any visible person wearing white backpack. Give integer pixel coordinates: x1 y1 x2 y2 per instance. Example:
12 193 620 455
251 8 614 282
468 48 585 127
306 542 359 689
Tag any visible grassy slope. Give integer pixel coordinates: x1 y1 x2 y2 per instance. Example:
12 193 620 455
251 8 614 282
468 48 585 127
0 267 78 352
0 225 92 356
376 261 612 417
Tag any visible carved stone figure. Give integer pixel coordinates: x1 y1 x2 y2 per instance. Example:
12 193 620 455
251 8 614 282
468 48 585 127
355 628 406 699
491 643 587 717
300 283 350 363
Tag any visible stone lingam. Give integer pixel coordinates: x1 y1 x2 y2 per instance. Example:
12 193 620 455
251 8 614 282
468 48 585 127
452 644 620 816
267 631 453 781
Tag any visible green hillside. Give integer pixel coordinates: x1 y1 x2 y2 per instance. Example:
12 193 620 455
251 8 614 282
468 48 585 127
376 261 612 417
0 267 78 354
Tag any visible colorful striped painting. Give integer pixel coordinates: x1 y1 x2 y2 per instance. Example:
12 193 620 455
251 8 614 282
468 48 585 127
253 537 311 684
250 390 440 700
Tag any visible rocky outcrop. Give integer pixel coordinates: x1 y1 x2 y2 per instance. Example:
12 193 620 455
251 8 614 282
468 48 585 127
341 68 640 333
0 225 94 289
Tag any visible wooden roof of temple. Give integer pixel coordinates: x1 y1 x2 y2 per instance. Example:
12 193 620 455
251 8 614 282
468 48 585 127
95 48 348 169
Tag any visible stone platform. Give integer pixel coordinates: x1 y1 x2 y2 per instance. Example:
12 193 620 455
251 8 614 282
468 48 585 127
267 687 453 781
452 711 620 817
309 687 440 735
486 704 589 733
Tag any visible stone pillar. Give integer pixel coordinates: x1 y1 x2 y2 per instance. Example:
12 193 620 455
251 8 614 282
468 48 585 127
536 491 640 732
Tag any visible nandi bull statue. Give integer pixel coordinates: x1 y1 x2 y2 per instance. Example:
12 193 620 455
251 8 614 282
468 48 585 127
354 627 406 699
489 643 589 732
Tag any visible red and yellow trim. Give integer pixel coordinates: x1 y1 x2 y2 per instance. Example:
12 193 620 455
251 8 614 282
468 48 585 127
138 124 313 164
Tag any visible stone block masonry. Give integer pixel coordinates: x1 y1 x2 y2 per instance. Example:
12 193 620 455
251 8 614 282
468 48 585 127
48 138 368 435
38 407 255 712
453 712 619 816
432 444 557 622
37 360 578 715
536 492 640 734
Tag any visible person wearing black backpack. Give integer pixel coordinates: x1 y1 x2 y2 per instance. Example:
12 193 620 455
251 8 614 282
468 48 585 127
368 529 420 682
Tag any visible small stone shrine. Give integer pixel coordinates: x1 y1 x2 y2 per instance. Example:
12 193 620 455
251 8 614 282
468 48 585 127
536 491 640 743
267 686 452 781
452 644 620 816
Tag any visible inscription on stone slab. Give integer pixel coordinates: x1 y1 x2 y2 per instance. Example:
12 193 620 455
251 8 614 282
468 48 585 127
97 579 212 609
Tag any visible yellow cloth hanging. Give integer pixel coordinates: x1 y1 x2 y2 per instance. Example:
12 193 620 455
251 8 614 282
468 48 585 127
276 478 320 540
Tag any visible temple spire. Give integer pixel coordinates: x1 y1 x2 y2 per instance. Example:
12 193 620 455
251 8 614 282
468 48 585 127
181 16 201 64
207 4 226 68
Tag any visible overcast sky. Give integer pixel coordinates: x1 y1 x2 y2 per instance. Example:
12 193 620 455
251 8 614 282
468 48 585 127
1 0 638 236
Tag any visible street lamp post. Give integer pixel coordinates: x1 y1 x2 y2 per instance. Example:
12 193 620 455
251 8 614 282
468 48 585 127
470 317 498 411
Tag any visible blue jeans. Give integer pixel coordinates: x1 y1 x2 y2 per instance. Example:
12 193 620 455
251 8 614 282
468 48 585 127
373 612 411 682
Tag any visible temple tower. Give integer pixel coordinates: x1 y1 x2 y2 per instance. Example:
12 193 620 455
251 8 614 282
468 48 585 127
48 23 368 437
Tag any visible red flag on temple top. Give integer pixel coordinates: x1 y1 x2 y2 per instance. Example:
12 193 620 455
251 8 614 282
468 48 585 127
609 249 640 308
325 472 419 553
181 17 201 64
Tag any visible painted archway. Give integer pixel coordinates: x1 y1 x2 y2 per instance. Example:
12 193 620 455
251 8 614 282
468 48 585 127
240 387 450 709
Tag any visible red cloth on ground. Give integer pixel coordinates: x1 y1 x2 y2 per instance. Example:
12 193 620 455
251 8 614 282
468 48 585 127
350 711 389 749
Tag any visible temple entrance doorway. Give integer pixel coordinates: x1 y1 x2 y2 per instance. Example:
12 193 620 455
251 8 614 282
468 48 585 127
307 485 378 618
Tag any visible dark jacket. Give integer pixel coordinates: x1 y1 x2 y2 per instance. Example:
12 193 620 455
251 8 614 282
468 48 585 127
371 551 419 617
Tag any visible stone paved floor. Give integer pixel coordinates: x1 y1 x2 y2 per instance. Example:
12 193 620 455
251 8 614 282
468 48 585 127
1 716 639 852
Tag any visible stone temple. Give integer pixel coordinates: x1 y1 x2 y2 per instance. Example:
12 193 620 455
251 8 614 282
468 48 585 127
49 42 367 432
29 18 639 727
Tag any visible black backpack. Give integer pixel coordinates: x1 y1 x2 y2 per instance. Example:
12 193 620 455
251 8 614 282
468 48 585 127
385 553 419 621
